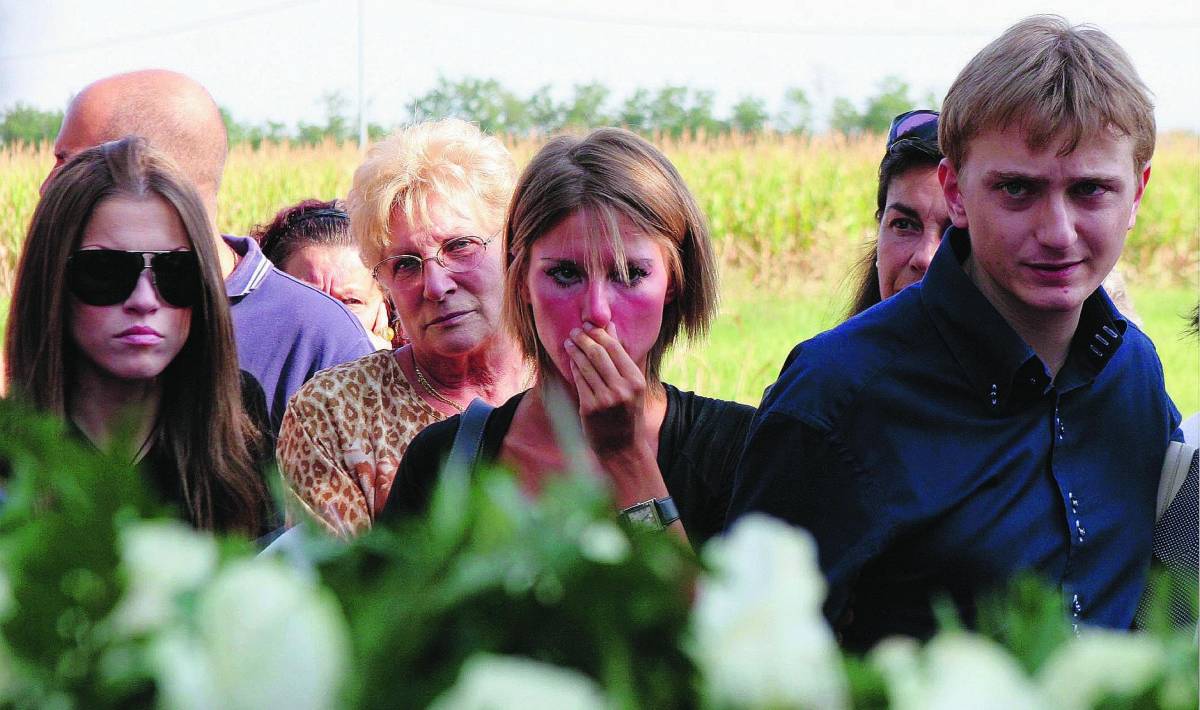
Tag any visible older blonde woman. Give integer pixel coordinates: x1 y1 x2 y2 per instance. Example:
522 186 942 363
277 119 531 535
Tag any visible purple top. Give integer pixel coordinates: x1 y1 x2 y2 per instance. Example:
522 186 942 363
223 235 374 433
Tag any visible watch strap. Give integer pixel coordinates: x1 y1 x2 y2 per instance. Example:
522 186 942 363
654 496 679 526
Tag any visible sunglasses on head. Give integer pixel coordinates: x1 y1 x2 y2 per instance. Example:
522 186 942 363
887 109 939 148
66 249 202 308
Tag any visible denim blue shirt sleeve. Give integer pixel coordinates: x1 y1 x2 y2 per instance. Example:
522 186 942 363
727 228 1181 651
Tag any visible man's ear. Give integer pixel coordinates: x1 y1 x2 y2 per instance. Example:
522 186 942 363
1127 161 1152 230
938 158 970 229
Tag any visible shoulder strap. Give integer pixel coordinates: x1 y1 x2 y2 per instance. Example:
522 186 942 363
1157 441 1196 522
446 398 495 477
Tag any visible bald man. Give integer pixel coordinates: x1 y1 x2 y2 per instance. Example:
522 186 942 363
46 69 373 433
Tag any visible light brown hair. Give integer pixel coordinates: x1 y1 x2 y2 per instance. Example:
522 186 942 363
502 128 718 383
6 136 266 534
347 118 516 269
940 15 1155 172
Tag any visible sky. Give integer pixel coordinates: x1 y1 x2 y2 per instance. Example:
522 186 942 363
1 0 1198 132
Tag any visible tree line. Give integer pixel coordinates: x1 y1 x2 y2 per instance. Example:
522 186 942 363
1 76 926 147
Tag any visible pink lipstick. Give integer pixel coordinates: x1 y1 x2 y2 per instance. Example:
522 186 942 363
116 325 163 345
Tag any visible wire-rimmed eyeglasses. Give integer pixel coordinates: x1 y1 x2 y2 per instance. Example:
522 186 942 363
371 235 494 285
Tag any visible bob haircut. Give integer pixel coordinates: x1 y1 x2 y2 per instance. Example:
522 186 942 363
251 198 352 269
5 136 266 534
347 118 517 269
502 128 718 383
940 14 1155 172
847 135 943 319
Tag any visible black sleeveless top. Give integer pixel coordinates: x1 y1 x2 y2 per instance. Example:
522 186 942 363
383 384 755 546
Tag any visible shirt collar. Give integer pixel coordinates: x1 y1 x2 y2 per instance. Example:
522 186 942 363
920 227 1127 409
222 235 273 299
1061 283 1127 391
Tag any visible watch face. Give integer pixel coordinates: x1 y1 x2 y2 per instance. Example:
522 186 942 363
624 501 660 528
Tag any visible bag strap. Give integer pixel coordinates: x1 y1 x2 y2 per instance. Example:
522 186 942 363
1157 440 1196 522
446 398 495 476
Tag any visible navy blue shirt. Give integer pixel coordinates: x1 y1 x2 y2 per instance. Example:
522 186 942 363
727 228 1181 651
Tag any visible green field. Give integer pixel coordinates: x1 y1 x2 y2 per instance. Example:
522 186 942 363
2 135 1197 413
661 277 1199 416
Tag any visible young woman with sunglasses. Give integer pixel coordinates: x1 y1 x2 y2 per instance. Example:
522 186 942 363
4 136 272 536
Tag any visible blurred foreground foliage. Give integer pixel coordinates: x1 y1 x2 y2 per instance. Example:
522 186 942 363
0 397 1195 709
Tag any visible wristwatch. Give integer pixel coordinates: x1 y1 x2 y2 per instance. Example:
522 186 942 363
619 496 680 530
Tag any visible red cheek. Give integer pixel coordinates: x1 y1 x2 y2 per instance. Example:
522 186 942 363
530 284 583 342
607 291 666 352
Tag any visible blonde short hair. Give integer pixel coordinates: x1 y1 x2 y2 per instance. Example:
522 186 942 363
347 118 516 268
940 15 1155 172
502 128 718 383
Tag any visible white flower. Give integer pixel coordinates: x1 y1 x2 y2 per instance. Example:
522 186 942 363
692 513 847 709
1037 629 1166 710
578 521 630 564
155 558 349 710
871 632 1042 710
429 654 607 710
148 629 218 710
111 520 218 634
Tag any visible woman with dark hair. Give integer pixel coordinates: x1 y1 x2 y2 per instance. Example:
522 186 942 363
388 128 755 547
846 109 949 318
251 199 393 349
4 136 272 536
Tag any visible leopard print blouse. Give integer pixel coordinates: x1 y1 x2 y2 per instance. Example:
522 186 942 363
277 349 444 535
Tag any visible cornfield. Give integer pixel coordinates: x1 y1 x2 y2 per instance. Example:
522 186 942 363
5 131 1196 300
2 133 1197 409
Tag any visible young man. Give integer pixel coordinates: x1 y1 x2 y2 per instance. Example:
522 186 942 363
727 16 1180 651
45 70 374 433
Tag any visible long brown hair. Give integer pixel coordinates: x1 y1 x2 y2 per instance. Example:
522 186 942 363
5 136 266 534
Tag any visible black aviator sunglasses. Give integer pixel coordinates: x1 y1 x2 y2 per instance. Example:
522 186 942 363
66 249 202 308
